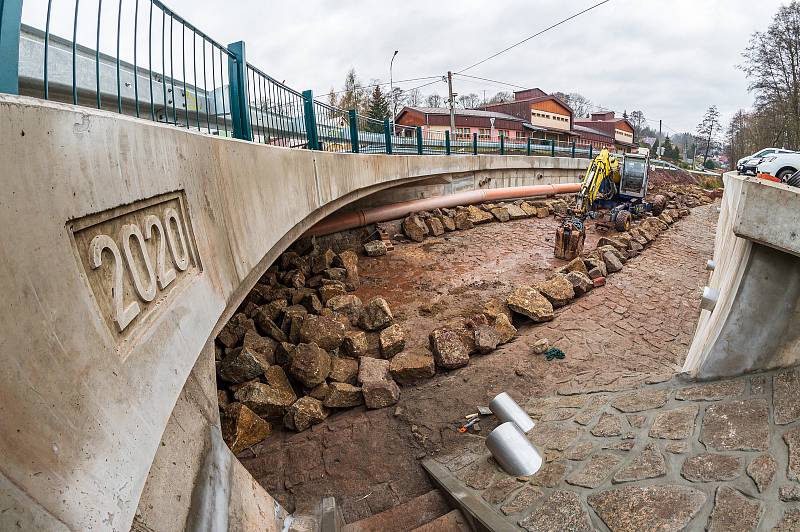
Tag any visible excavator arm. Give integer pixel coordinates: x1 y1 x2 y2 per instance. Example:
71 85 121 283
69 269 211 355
574 148 620 217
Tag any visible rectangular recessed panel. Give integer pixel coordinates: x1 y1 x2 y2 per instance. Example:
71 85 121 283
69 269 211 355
69 191 202 344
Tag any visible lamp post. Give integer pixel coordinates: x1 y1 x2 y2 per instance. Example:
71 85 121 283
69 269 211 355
389 50 399 132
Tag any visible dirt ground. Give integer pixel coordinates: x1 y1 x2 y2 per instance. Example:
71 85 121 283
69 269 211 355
238 202 719 523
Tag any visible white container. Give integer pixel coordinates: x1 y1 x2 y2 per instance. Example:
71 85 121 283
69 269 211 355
485 422 543 476
489 392 535 433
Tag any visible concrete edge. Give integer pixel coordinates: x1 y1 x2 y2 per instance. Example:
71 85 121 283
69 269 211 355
421 459 519 532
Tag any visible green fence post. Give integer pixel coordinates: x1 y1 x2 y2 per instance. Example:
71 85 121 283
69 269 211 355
226 41 252 141
0 0 23 94
500 135 505 155
472 132 478 155
302 90 320 150
383 119 393 154
445 130 451 155
589 144 593 159
550 140 555 157
416 127 423 155
526 137 531 156
348 110 359 153
571 141 576 158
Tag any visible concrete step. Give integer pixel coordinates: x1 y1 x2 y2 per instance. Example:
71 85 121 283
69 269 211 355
342 490 452 532
411 510 471 532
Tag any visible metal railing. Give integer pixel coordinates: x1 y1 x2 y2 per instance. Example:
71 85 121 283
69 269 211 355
0 0 596 161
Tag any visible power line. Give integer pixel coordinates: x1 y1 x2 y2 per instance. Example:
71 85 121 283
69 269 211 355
453 73 527 90
316 75 440 97
455 0 612 73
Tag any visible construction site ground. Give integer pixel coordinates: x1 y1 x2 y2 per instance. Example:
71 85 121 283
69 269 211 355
239 201 719 524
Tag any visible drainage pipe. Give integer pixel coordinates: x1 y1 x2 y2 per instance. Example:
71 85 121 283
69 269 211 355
306 182 581 237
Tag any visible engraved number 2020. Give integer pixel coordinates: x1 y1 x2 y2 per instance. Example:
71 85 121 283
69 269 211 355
88 207 190 332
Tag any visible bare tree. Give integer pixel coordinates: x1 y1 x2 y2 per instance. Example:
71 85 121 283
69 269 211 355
337 68 367 113
458 93 481 108
553 92 593 117
389 87 404 117
741 2 800 148
404 88 422 106
487 91 513 104
696 105 722 164
629 110 646 137
426 94 444 107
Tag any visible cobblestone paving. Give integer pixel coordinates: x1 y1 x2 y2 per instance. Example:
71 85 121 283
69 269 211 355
240 204 720 523
434 367 800 531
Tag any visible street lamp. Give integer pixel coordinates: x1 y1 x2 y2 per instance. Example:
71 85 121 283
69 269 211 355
390 50 398 132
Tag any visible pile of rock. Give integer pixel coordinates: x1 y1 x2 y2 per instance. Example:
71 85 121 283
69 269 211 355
398 198 570 243
216 243 412 451
654 185 716 208
504 208 689 328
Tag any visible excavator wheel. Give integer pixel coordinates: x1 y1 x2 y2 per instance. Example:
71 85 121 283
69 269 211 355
614 210 631 232
652 194 667 216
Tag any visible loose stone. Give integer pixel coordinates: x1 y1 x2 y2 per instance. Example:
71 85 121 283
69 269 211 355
221 402 272 453
506 286 554 322
389 351 435 385
322 382 363 408
358 296 394 331
284 396 329 432
429 328 470 369
363 240 387 256
379 323 405 358
535 273 575 308
288 343 331 388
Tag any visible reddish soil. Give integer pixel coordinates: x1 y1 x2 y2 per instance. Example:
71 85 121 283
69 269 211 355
238 203 719 523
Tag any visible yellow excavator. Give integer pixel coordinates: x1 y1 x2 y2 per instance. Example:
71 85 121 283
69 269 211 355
554 148 666 259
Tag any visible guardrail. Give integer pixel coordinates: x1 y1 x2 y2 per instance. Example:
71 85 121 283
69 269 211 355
0 0 596 159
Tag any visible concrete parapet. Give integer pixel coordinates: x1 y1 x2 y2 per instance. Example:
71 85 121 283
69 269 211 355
0 94 588 530
684 173 800 379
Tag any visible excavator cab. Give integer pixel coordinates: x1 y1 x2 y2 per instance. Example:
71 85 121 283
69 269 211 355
618 153 649 198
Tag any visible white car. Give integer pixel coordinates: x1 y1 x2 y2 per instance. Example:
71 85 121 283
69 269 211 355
756 152 800 180
737 148 794 175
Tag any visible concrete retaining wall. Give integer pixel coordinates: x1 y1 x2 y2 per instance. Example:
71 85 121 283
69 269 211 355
0 94 588 531
683 173 800 379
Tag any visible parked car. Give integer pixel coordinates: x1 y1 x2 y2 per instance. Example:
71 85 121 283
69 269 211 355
756 152 800 181
737 148 795 175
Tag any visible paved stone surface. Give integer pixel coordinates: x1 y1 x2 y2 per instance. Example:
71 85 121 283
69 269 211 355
649 405 699 440
611 389 669 412
500 486 543 515
590 412 622 437
529 461 566 488
700 399 770 451
680 453 742 482
707 486 763 532
773 368 800 425
588 485 706 532
518 490 591 532
527 422 581 451
746 454 777 493
612 443 666 483
565 453 621 488
783 426 800 481
775 509 800 531
675 380 745 401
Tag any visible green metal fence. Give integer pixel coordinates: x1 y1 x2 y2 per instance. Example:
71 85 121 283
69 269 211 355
1 0 596 160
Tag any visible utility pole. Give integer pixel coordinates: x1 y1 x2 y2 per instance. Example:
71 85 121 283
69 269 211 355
447 71 455 134
389 50 398 132
658 120 662 159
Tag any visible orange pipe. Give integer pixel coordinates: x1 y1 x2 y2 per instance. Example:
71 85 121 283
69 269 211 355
306 182 581 237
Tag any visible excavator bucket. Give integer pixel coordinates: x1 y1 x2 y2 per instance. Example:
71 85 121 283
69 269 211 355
554 218 585 260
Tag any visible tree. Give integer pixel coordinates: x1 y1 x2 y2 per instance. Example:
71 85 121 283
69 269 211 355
389 87 404 117
365 85 390 131
553 92 593 117
741 2 800 149
338 68 367 113
426 94 444 107
487 91 513 104
696 105 722 165
650 138 660 158
327 88 338 107
629 110 646 137
404 88 422 106
458 93 480 108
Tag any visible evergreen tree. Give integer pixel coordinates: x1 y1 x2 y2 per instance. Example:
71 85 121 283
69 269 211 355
365 85 390 132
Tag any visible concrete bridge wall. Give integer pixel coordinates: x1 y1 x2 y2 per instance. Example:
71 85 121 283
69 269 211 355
0 94 587 531
684 173 800 379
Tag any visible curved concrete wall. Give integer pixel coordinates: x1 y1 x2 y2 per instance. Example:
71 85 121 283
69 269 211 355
0 95 587 530
683 173 800 379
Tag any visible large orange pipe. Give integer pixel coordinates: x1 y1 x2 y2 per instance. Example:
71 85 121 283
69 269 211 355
306 182 581 237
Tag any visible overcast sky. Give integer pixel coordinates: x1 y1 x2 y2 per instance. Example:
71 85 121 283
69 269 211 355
24 0 786 135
